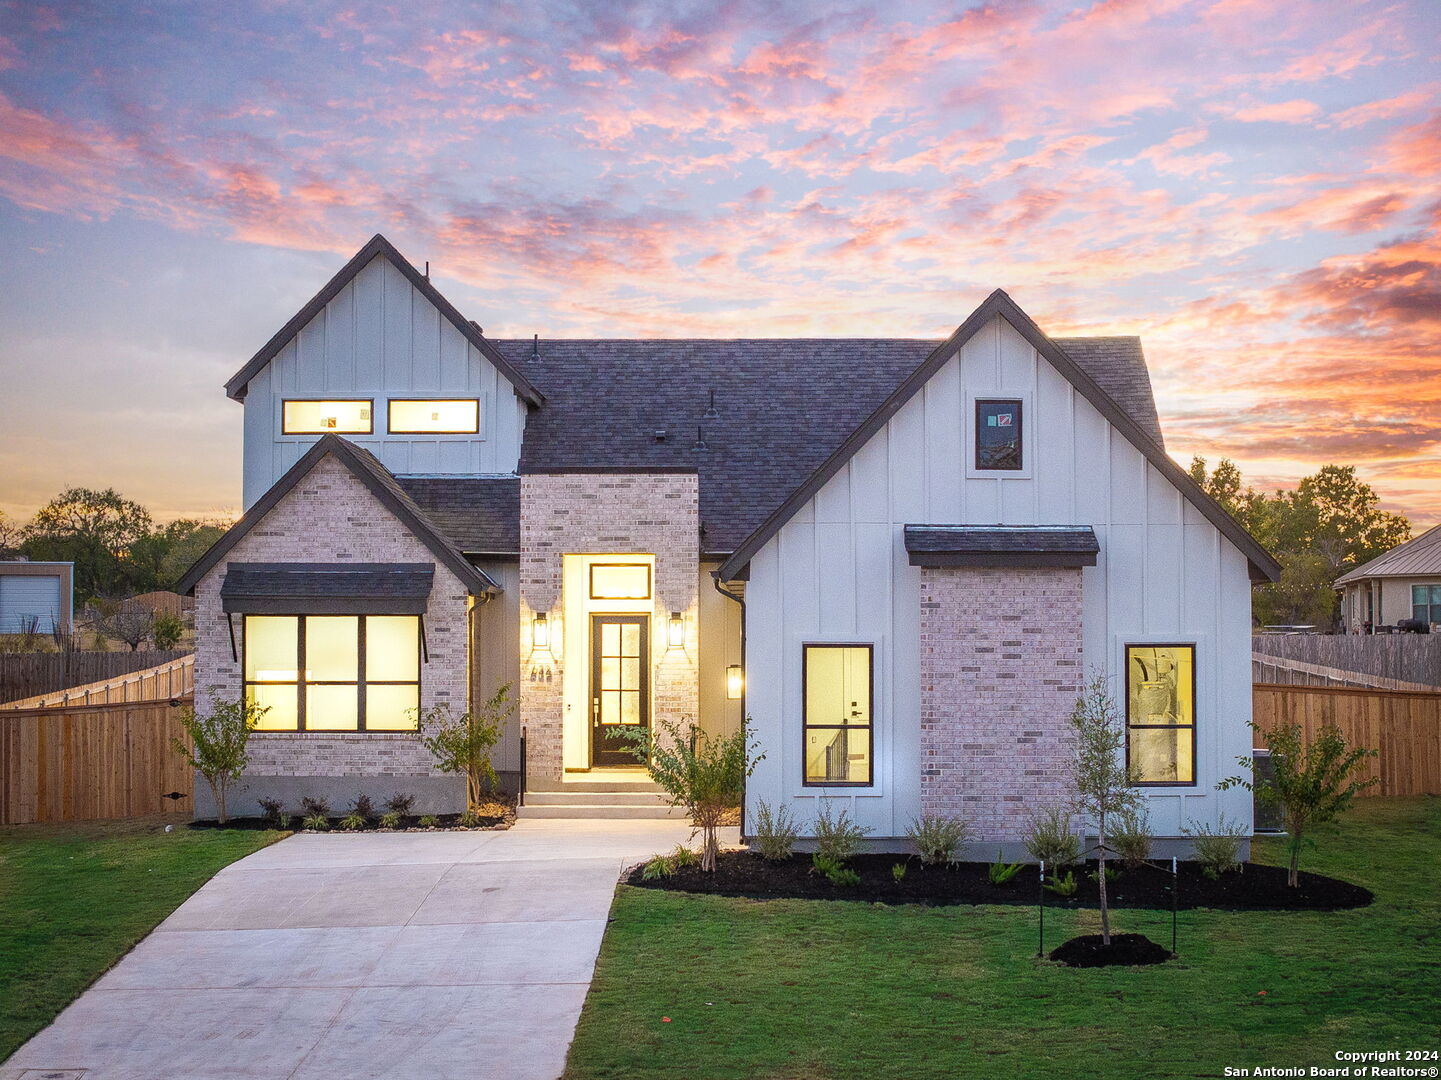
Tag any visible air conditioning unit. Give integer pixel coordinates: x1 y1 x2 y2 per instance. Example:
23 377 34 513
1251 749 1285 833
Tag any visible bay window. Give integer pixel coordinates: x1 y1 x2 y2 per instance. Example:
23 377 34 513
1125 643 1196 785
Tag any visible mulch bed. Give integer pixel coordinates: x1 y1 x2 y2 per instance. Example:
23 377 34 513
627 851 1372 911
190 798 517 833
1049 933 1172 967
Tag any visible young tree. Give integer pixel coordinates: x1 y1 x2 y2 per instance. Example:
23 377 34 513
86 597 155 651
172 697 267 824
419 684 513 811
1219 723 1377 887
1069 672 1141 946
622 717 763 872
152 612 186 650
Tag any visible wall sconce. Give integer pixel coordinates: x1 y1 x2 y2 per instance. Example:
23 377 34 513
532 612 549 651
726 664 744 699
667 611 685 649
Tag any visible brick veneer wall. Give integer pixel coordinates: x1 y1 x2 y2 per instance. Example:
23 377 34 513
919 566 1083 842
519 472 699 782
192 454 471 812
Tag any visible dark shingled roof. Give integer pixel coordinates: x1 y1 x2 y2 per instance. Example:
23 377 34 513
488 336 1163 556
396 477 520 555
221 563 434 613
903 525 1100 568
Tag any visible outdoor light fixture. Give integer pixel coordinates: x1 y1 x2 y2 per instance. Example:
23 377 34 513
532 612 549 651
668 611 685 649
726 664 744 699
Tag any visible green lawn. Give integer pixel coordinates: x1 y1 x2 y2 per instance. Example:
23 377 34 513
0 815 285 1060
566 797 1441 1080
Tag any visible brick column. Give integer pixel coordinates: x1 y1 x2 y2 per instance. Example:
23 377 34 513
919 566 1082 842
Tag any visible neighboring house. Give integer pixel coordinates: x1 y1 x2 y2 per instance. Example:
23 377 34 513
0 561 73 636
179 234 1279 852
1335 525 1441 632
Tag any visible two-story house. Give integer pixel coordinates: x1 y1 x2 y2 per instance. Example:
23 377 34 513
179 234 1279 852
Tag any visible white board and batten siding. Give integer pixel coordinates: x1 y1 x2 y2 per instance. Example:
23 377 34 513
242 256 528 508
744 314 1255 839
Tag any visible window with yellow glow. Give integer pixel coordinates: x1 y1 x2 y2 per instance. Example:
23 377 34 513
242 614 421 731
387 399 480 434
281 400 373 434
803 644 873 785
1125 644 1196 785
589 563 651 600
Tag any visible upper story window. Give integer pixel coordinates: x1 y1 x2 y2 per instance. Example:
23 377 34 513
282 400 373 435
388 399 480 434
975 399 1023 470
1125 644 1196 785
803 643 873 786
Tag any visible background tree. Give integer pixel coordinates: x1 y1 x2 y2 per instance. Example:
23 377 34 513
419 685 512 811
0 511 22 559
20 488 153 603
85 598 155 651
173 696 266 824
129 518 230 593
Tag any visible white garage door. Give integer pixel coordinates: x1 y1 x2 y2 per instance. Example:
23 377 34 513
0 574 62 633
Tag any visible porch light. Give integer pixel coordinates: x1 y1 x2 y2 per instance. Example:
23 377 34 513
532 612 549 651
726 664 744 699
667 611 685 649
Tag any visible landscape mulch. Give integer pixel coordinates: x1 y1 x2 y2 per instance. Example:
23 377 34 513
628 851 1372 910
1049 933 1173 967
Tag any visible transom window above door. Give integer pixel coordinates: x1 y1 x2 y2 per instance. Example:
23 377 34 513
589 563 651 600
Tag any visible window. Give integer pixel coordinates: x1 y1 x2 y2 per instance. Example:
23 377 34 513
975 399 1023 470
803 644 873 785
589 563 652 600
243 614 420 731
387 399 480 434
1125 644 1195 785
1412 585 1441 625
282 400 373 434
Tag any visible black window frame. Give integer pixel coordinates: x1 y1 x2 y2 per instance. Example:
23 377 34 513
588 562 652 601
801 642 875 788
974 398 1024 471
242 613 422 732
280 398 376 436
1124 642 1198 788
386 397 482 435
1412 584 1441 625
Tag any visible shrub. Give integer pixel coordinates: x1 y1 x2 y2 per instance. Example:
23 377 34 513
811 853 859 886
989 852 1022 885
1044 870 1078 897
339 811 368 831
1183 815 1247 879
891 862 907 882
257 796 287 829
151 612 185 650
642 855 675 880
420 684 512 811
1109 807 1153 870
300 795 331 818
349 793 377 822
302 813 330 831
378 811 403 829
1087 866 1120 886
813 803 871 864
621 717 763 872
417 814 439 828
1023 805 1079 867
906 813 970 866
385 792 416 816
171 697 266 824
671 845 700 869
458 808 485 828
828 866 861 887
751 800 800 861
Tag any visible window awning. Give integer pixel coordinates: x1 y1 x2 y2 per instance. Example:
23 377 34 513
220 563 435 614
903 525 1099 568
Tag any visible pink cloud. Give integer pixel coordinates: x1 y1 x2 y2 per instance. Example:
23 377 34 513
1233 99 1322 123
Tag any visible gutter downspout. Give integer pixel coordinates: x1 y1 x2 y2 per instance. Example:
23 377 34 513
712 569 747 841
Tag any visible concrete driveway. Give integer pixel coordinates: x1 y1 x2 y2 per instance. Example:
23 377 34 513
3 818 726 1080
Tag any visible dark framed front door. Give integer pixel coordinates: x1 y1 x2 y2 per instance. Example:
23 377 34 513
590 614 650 766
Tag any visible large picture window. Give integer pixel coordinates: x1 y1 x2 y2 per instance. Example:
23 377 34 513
1125 644 1196 785
803 644 873 786
282 400 373 434
243 614 421 731
975 399 1023 470
1412 585 1441 625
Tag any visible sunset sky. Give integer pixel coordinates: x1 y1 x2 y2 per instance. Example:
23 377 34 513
0 0 1438 529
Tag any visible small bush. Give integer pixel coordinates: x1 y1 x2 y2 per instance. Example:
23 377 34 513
152 612 185 650
385 792 416 816
302 813 330 831
1044 870 1077 897
257 797 287 828
751 800 801 861
891 862 907 882
671 846 700 869
813 803 871 864
642 855 676 880
458 808 486 828
828 865 861 887
1087 865 1120 886
339 811 368 831
1183 815 1247 879
906 813 970 866
1109 807 1153 870
378 811 403 829
300 795 331 818
811 854 859 887
1023 805 1079 868
989 851 1023 885
418 814 439 828
349 793 377 822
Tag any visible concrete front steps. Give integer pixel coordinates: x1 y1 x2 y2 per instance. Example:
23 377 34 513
517 786 687 820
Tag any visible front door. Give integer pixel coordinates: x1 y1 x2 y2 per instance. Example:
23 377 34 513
590 615 649 766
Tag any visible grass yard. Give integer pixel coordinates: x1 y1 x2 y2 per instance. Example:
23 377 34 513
565 797 1441 1080
0 815 285 1060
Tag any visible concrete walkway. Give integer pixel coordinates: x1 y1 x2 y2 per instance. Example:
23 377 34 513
4 818 729 1080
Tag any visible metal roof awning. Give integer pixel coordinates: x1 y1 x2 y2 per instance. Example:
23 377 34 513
903 525 1100 568
221 562 436 614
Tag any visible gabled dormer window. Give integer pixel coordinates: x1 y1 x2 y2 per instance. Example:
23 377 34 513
282 400 373 434
975 399 1023 470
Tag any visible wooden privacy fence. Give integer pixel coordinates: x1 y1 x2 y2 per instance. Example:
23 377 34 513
0 654 194 710
1252 634 1441 688
0 650 190 705
1253 683 1441 798
0 699 194 825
